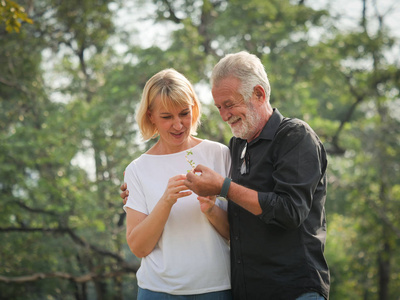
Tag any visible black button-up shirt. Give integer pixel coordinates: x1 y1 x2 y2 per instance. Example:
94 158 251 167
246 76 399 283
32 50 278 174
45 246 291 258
228 109 330 300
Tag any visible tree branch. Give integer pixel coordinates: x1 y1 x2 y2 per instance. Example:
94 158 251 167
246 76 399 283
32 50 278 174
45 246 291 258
12 200 59 216
330 94 364 154
328 71 366 155
65 227 125 263
0 76 16 87
0 269 137 284
367 200 400 239
0 226 126 263
0 227 68 233
160 0 181 23
0 76 30 94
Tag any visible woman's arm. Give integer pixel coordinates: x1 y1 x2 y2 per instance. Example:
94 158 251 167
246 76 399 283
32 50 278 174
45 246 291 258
126 174 192 258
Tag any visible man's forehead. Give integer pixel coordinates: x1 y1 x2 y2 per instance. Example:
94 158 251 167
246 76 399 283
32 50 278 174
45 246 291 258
213 98 233 106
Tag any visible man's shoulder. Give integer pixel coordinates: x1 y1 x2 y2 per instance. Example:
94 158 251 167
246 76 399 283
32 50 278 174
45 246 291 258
275 117 325 156
228 136 245 149
277 117 314 136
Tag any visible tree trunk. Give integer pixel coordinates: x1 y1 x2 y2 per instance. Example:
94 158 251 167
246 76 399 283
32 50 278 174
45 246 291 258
378 240 390 300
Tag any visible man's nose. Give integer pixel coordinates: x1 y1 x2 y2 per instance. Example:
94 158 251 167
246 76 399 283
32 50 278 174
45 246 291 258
219 108 231 122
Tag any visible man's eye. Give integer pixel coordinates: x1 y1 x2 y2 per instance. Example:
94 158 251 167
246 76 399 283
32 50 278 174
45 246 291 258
161 116 171 119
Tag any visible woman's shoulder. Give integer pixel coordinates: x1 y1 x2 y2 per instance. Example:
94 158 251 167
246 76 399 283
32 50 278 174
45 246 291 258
195 140 230 162
125 154 154 172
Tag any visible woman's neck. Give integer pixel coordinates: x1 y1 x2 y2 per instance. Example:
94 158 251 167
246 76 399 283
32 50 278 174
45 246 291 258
146 136 202 155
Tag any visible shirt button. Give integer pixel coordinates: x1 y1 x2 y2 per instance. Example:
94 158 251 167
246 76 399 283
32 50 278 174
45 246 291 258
237 259 241 264
234 236 239 240
233 212 238 217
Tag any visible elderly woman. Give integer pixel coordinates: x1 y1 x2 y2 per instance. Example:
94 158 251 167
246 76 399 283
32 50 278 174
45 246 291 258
123 69 232 299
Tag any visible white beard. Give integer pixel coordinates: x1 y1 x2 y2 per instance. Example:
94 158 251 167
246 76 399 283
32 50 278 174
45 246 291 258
229 103 262 140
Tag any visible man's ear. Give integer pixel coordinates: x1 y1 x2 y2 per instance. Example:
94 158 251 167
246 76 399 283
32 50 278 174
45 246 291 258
253 85 266 103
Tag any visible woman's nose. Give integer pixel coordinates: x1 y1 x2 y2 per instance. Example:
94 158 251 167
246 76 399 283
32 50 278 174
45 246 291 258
172 118 183 130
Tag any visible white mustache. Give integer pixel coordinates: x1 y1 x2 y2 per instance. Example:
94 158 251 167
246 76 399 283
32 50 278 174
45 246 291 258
228 116 241 125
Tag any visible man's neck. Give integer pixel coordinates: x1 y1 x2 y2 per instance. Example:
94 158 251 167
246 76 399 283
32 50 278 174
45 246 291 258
246 105 273 142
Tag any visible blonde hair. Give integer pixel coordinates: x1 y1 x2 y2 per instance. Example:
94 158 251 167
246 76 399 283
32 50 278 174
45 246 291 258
136 69 201 140
211 51 271 103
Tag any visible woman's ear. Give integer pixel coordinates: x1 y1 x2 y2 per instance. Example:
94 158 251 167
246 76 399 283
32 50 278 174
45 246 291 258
147 109 153 123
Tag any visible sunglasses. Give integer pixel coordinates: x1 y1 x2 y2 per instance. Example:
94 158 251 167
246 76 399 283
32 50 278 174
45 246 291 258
240 143 250 175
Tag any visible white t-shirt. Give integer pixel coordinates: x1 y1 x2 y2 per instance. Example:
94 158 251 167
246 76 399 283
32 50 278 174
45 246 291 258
124 140 231 295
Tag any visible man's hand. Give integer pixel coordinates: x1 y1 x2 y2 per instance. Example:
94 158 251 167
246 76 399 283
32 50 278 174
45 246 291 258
120 182 129 205
184 164 225 197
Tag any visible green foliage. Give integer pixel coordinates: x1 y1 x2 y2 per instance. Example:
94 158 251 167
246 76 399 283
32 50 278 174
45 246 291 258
0 0 33 33
1 0 399 298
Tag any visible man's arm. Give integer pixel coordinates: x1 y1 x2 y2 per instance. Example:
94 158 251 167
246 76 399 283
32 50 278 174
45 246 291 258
185 165 262 215
120 182 129 205
226 181 261 215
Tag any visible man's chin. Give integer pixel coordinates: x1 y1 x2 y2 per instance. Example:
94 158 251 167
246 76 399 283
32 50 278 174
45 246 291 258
231 128 246 139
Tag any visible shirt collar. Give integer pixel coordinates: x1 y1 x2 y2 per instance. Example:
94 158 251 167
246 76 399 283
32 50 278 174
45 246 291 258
231 108 284 146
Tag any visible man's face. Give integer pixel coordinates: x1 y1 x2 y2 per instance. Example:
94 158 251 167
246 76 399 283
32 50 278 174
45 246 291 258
212 77 262 140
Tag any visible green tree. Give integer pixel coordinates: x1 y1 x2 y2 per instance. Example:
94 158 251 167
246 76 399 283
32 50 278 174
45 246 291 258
315 1 400 298
1 0 140 298
1 0 399 299
0 0 33 33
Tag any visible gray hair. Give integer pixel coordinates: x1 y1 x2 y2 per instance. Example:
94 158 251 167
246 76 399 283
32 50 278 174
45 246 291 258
211 51 271 102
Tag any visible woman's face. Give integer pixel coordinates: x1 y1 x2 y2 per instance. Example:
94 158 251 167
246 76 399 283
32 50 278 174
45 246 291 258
148 95 193 149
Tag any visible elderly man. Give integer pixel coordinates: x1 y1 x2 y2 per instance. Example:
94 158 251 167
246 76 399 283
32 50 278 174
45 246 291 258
184 51 329 300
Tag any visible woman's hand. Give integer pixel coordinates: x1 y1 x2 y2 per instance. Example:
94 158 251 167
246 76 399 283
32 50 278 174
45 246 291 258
197 196 230 240
161 174 192 206
197 195 216 215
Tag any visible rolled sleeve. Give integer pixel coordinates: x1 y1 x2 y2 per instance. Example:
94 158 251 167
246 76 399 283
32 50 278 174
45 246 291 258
257 121 325 229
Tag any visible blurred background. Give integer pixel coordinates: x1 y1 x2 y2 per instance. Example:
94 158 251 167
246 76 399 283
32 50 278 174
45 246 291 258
0 0 399 299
